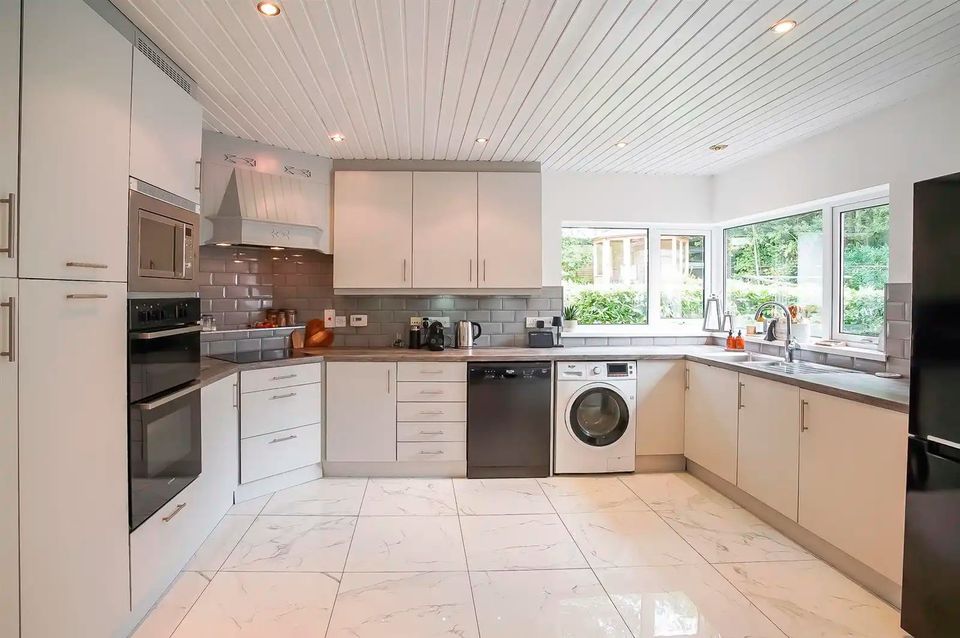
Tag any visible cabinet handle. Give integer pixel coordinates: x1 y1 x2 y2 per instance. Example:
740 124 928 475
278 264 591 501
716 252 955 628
0 193 15 258
684 368 690 390
270 392 296 400
402 259 407 282
66 261 108 269
269 434 298 444
233 383 239 409
66 293 108 300
271 373 297 381
800 399 810 432
1 297 14 363
418 410 443 415
418 430 444 435
482 259 486 282
419 450 444 455
162 503 187 523
387 368 391 394
738 382 745 409
469 259 473 282
195 160 202 190
419 369 444 375
420 389 444 395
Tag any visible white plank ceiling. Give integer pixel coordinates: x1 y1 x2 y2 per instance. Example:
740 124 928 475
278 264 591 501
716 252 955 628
115 0 960 174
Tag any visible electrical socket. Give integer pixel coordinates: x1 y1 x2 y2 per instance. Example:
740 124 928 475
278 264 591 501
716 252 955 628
324 309 337 328
334 316 347 328
421 316 450 327
349 314 368 327
525 316 554 328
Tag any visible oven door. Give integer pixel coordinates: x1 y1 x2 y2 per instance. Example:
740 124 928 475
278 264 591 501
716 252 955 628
129 382 202 531
129 324 201 403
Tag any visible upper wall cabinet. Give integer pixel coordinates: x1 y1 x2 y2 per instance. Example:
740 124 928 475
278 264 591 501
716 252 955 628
130 47 203 204
19 0 132 282
334 171 413 289
478 172 542 289
0 0 19 279
413 172 478 288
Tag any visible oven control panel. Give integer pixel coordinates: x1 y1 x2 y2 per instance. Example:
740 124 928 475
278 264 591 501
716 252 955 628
129 297 201 330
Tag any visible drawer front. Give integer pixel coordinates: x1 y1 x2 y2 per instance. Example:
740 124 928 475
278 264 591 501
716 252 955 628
397 362 466 382
397 402 467 422
241 363 322 393
397 382 467 403
397 441 466 462
240 383 321 439
240 424 320 484
397 422 467 442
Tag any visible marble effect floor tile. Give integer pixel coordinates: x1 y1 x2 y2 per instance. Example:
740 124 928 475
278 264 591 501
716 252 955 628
562 511 705 568
345 516 466 572
184 515 255 572
222 515 356 572
472 569 631 638
360 478 457 515
325 572 479 638
715 561 908 638
659 507 812 564
171 571 340 638
539 476 650 513
460 514 587 571
132 571 212 638
595 565 787 637
453 478 554 515
260 478 367 516
226 494 272 516
619 472 739 512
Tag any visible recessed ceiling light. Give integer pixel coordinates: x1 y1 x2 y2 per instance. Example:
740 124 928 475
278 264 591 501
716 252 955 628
771 19 797 34
615 141 628 148
709 143 728 152
215 242 231 247
475 137 488 144
329 133 345 143
256 2 281 17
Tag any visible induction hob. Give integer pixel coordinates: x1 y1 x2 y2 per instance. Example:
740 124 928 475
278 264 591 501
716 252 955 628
208 349 318 364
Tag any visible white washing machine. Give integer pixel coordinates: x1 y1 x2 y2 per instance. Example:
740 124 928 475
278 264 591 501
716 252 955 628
554 361 637 474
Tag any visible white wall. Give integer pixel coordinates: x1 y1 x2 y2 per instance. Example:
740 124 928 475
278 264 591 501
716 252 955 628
712 81 960 283
540 171 713 286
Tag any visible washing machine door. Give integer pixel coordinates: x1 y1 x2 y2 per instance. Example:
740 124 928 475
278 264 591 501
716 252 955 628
567 384 630 447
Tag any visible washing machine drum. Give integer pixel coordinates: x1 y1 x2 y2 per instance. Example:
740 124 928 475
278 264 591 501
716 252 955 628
568 386 630 447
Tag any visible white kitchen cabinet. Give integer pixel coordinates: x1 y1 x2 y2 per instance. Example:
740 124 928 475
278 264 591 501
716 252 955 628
0 278 17 638
130 48 203 204
201 373 240 516
18 279 129 638
325 362 397 462
0 1 19 279
412 172 478 288
241 424 322 484
684 362 739 484
333 172 413 288
635 361 685 456
737 375 800 520
799 390 908 584
477 172 542 288
19 0 131 282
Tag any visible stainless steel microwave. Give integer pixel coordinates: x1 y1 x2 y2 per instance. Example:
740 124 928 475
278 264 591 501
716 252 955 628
128 189 199 293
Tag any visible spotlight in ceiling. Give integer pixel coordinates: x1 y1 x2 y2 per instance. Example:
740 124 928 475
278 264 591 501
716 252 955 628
256 2 282 17
615 141 628 148
771 19 797 34
709 143 728 152
329 133 345 143
475 137 488 144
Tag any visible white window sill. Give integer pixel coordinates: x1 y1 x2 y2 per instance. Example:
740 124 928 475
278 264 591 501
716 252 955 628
563 324 712 338
743 335 887 362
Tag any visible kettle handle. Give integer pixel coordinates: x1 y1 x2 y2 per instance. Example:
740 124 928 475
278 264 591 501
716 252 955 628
472 321 482 339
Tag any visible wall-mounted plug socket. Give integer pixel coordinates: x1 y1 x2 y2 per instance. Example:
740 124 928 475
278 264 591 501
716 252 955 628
409 316 423 326
324 309 337 328
525 316 554 328
422 316 451 327
334 316 347 328
349 314 368 327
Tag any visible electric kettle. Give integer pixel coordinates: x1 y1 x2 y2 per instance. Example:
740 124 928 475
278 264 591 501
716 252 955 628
454 320 482 348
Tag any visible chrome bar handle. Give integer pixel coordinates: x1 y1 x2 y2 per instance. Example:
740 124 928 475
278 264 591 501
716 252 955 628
233 382 239 409
269 434 298 444
419 389 444 395
800 400 810 432
418 410 443 416
136 382 201 410
402 258 407 282
130 325 201 340
469 259 473 282
1 297 14 362
269 392 297 400
271 373 298 381
66 294 108 300
66 261 108 269
482 259 486 282
738 382 745 409
684 367 690 390
0 193 14 258
162 503 187 523
418 430 444 435
195 160 202 191
419 450 443 455
387 368 391 393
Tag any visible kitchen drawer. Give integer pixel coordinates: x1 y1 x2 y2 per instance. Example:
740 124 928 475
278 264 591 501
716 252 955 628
397 402 466 422
397 441 466 462
397 362 466 382
397 422 467 442
240 423 320 484
397 382 467 403
241 363 322 393
240 383 321 439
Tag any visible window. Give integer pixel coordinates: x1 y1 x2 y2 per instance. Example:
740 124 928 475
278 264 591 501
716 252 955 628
561 227 649 325
724 210 825 336
660 234 706 324
837 202 890 340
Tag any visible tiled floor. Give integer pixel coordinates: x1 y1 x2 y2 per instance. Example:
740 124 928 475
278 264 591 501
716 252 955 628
133 473 908 638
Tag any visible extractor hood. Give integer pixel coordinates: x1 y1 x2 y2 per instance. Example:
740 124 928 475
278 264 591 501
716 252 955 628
207 167 330 252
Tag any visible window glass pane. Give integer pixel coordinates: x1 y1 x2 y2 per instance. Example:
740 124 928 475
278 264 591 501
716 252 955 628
660 234 706 324
725 211 824 335
840 204 889 337
562 227 648 325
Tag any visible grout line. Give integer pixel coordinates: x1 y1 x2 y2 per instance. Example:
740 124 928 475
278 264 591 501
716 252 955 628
321 478 369 638
452 478 484 637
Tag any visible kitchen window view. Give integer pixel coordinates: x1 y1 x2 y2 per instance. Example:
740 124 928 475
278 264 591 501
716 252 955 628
659 234 706 325
839 203 890 339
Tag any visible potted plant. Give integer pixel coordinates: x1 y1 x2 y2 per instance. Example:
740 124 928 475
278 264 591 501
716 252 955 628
562 305 579 331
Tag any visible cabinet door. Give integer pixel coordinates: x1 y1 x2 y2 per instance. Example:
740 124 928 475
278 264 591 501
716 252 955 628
130 50 203 204
333 172 413 288
635 361 685 455
0 1 19 278
18 279 129 638
325 362 397 462
412 172 477 288
0 278 17 638
683 363 739 484
737 375 800 520
799 390 908 584
19 0 131 282
201 373 240 515
477 172 541 288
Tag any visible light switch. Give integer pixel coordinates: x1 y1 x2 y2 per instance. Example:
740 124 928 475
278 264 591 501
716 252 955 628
334 316 347 328
349 314 368 327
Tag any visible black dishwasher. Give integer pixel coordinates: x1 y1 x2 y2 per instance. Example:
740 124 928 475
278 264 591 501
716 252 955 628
467 362 552 478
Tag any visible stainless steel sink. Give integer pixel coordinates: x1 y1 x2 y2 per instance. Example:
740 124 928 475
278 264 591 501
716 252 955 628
742 360 854 375
704 351 775 363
